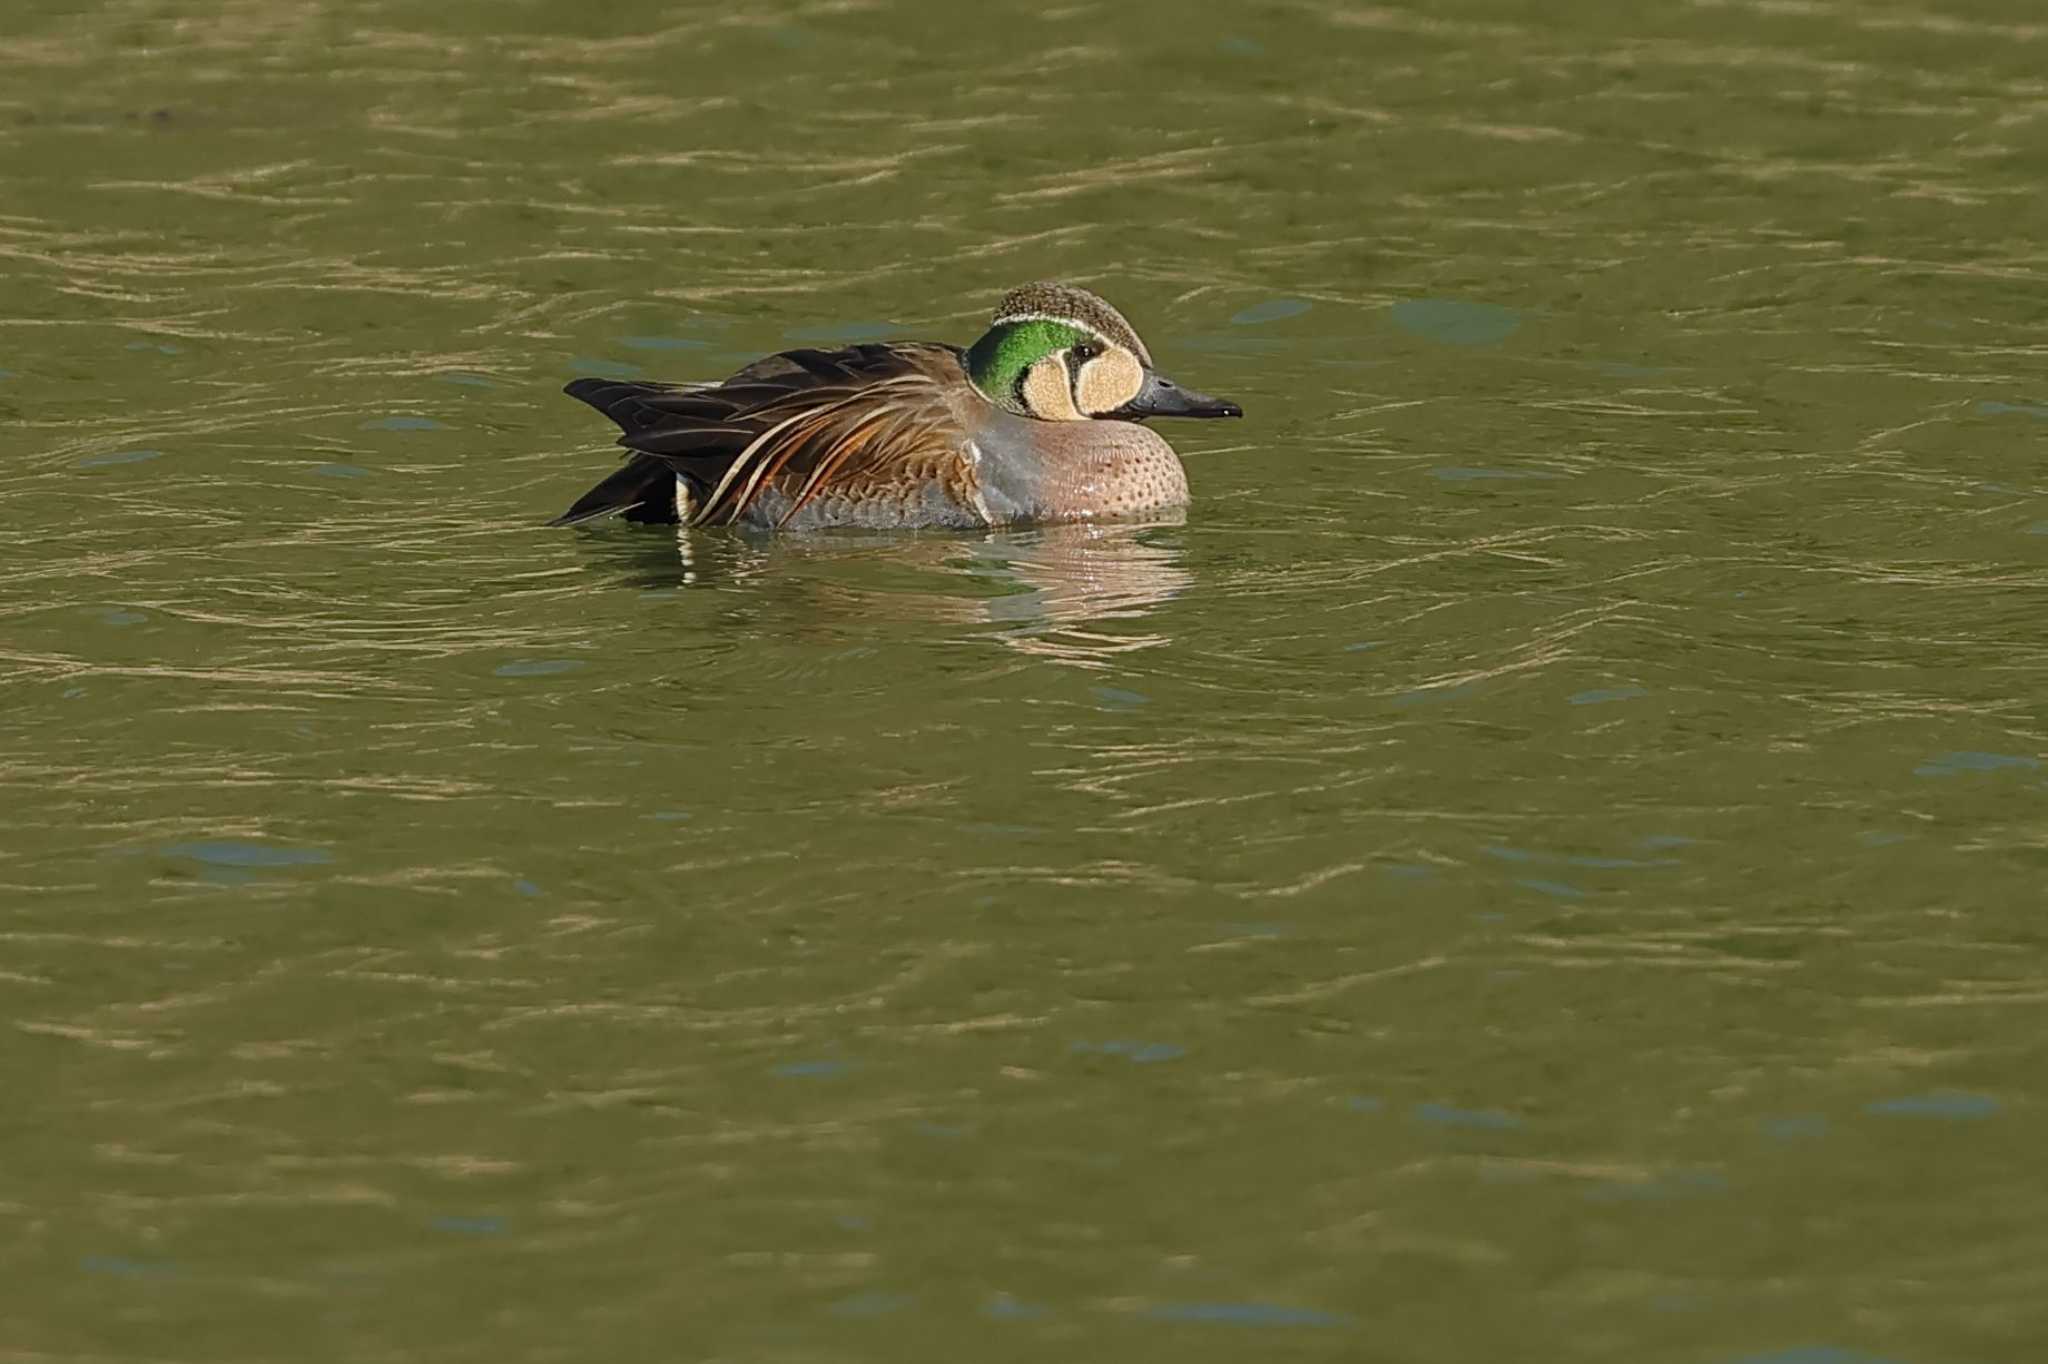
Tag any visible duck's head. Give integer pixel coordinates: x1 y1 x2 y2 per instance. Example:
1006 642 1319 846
966 282 1243 424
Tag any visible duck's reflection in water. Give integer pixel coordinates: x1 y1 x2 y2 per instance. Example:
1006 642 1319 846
950 518 1192 665
661 516 1192 666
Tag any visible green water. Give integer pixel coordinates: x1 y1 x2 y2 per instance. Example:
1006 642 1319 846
5 1 2048 1358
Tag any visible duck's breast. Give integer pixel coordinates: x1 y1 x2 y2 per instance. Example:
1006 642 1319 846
971 415 1190 525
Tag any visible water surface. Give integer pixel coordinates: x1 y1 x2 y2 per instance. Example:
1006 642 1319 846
4 1 2046 1360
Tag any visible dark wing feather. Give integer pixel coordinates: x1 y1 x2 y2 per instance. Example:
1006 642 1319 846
553 346 972 528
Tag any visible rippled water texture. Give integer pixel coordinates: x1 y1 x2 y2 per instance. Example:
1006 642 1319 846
4 1 2047 1359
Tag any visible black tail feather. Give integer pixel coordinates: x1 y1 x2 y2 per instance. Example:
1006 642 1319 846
552 379 693 525
547 452 679 526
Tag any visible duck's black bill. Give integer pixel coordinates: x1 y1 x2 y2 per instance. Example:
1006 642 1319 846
1114 369 1243 421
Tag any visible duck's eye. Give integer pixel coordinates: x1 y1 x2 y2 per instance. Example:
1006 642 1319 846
1072 341 1101 362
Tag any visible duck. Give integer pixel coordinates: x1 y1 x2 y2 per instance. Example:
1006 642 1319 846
550 282 1241 530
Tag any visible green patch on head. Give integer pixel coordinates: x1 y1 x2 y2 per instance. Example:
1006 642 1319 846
966 318 1089 407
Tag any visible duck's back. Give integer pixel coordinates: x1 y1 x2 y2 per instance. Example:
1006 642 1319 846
551 343 988 529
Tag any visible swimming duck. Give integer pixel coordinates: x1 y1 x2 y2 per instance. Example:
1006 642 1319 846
551 282 1241 530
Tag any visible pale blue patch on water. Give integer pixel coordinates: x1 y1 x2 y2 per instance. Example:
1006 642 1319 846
1072 1040 1185 1064
439 372 501 388
569 356 645 379
773 1060 851 1078
1391 299 1521 345
126 340 182 354
1638 834 1699 850
430 1215 504 1235
100 609 147 626
1485 845 1673 870
1570 685 1647 705
80 1255 177 1278
1763 1115 1829 1140
0 368 14 380
1728 1349 1902 1364
1914 750 2039 777
1382 862 1435 879
834 1215 869 1231
913 1121 968 1138
829 1291 911 1317
620 335 712 351
313 463 369 478
166 840 332 868
1474 912 1506 923
2025 521 2048 536
1230 298 1312 325
512 879 543 898
1414 1103 1521 1130
986 596 1054 625
493 659 585 678
1344 1095 1384 1113
359 415 444 432
1431 466 1563 481
1516 878 1585 899
1867 1091 2000 1119
1857 831 1907 847
786 322 900 344
1343 640 1381 653
1218 35 1264 56
984 1293 1051 1320
1145 1302 1351 1328
963 821 1045 841
1092 686 1149 710
1976 400 2048 419
62 687 85 700
646 810 692 822
75 449 163 468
